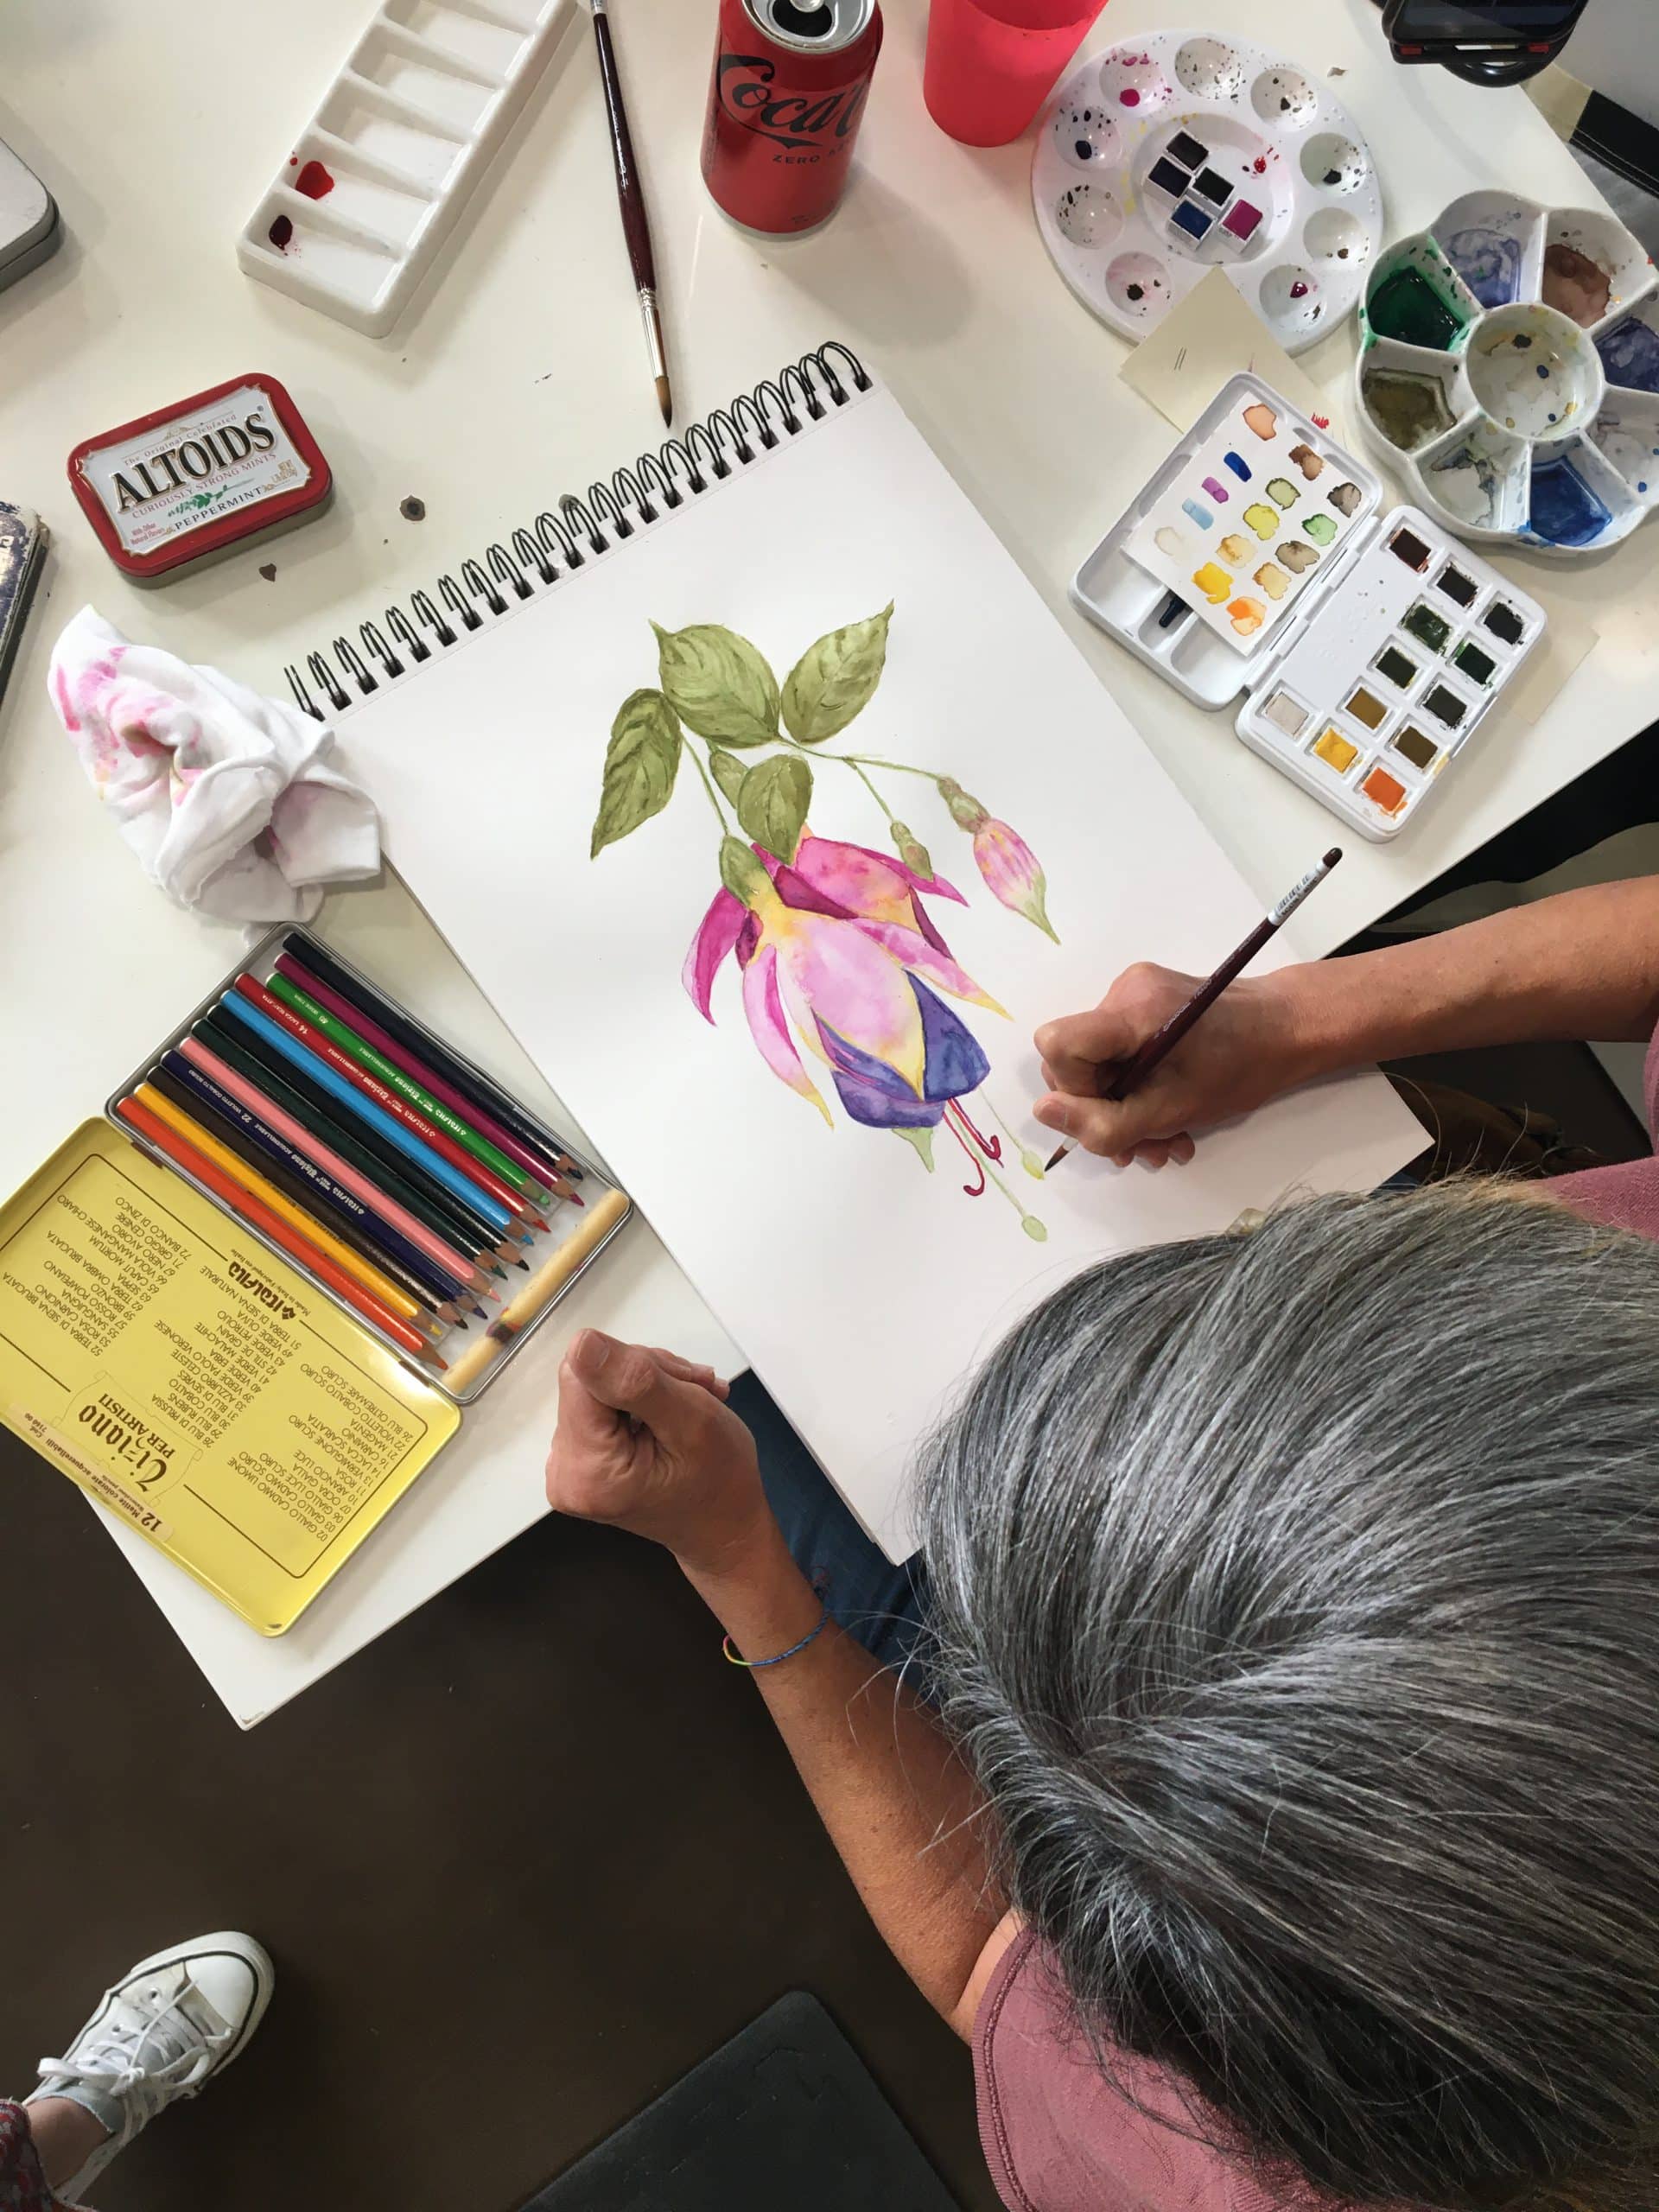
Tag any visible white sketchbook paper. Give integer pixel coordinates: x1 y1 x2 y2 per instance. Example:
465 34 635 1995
337 371 1423 1557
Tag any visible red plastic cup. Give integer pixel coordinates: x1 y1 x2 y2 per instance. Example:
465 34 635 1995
924 0 1108 147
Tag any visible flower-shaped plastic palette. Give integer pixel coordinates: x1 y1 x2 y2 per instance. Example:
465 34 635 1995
1354 190 1659 557
1033 29 1383 355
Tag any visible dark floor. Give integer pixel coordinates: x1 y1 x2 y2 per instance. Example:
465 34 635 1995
0 1480 995 2212
1 1036 1646 2212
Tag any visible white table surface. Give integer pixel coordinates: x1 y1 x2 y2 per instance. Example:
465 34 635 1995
1 0 1653 1726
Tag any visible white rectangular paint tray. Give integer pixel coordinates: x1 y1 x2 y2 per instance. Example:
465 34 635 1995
236 0 576 339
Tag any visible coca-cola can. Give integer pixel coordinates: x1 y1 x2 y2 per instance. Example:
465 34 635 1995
702 0 884 236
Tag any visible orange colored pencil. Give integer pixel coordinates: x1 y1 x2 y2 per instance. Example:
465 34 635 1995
116 1094 442 1366
135 1081 432 1328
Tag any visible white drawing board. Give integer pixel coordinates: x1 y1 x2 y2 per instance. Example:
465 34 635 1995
337 378 1424 1556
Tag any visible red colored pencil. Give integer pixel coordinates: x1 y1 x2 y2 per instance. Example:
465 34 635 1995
178 1033 496 1296
117 1092 444 1367
272 951 576 1200
232 976 549 1229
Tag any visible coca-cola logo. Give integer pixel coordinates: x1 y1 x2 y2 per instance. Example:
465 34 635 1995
718 54 868 151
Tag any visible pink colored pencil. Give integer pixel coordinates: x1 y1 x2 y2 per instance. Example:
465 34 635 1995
179 1033 493 1294
272 950 574 1198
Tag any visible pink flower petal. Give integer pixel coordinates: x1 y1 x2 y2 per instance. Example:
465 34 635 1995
852 918 1008 1019
773 912 929 1096
681 887 747 1021
742 943 830 1122
791 835 965 926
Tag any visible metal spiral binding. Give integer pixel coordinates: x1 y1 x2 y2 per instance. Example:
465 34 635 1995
286 341 870 719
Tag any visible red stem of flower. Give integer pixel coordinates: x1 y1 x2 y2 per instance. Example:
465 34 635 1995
943 1108 988 1197
946 1097 1001 1164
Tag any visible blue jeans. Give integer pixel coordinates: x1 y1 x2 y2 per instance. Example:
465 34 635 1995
728 1373 930 1679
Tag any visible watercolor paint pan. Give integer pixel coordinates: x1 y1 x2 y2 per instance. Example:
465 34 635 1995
1236 505 1546 841
1033 29 1384 357
1120 375 1383 660
1071 385 1547 839
1073 375 1385 709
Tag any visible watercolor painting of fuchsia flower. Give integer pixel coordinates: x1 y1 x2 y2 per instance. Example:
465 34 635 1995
590 603 1057 1239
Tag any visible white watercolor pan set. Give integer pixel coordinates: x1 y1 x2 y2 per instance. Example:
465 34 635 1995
1033 29 1383 355
1125 385 1374 651
1072 378 1546 841
1236 512 1546 841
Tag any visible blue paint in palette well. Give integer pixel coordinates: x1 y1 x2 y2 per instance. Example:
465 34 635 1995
1598 316 1659 393
1528 454 1611 547
1443 225 1524 309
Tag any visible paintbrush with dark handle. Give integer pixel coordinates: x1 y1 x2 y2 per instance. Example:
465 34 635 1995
1046 848 1344 1171
590 0 672 427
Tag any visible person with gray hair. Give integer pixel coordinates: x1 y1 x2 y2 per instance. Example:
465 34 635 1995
544 874 1659 2212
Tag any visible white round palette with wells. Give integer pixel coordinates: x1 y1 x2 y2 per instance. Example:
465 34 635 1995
1033 29 1383 355
1354 190 1659 557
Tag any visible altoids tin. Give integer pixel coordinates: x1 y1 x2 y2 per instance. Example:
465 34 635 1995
67 373 333 582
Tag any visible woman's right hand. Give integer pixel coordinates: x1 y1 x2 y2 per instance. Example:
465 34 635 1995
1033 963 1314 1168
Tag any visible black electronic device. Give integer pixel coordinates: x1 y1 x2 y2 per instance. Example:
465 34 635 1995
1377 0 1590 86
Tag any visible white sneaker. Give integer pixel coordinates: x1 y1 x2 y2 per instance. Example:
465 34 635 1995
26 1931 274 2200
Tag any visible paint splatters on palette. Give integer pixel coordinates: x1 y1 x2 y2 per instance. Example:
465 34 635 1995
1125 383 1370 652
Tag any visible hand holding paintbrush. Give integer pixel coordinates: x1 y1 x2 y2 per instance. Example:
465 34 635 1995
1038 850 1343 1170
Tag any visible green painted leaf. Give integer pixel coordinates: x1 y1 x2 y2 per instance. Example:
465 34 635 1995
590 690 682 859
736 755 812 862
653 621 779 746
719 834 772 907
781 602 893 744
894 1126 936 1173
709 748 747 809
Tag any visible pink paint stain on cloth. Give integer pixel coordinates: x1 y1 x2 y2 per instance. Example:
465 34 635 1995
47 607 381 922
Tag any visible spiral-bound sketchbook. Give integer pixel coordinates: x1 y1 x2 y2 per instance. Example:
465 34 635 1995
305 345 1423 1557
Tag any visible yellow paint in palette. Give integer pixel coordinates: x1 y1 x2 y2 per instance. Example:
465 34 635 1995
0 1120 459 1634
1192 563 1231 603
1243 503 1279 539
1313 726 1359 773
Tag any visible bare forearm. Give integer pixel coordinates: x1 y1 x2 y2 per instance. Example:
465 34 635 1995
683 1522 1004 2031
1287 878 1659 1080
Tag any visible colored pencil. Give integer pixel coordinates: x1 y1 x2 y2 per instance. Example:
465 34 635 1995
133 1081 435 1331
196 1011 527 1266
116 1094 442 1368
281 936 582 1182
1045 849 1344 1171
179 1033 497 1295
446 1188 631 1392
267 960 575 1209
233 977 543 1229
220 988 518 1234
271 948 575 1198
152 1058 484 1322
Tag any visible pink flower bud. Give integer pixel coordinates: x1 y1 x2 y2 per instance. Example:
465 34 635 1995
972 818 1058 943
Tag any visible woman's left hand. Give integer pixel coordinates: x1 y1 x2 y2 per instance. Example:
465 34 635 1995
545 1330 772 1579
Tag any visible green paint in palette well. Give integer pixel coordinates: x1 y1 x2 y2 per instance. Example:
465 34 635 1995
1403 603 1452 654
1362 367 1455 452
1369 264 1468 351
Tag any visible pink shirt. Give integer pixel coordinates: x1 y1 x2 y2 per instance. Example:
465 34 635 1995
974 1030 1659 2212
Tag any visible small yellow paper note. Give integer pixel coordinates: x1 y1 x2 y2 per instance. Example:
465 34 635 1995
1119 268 1325 434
